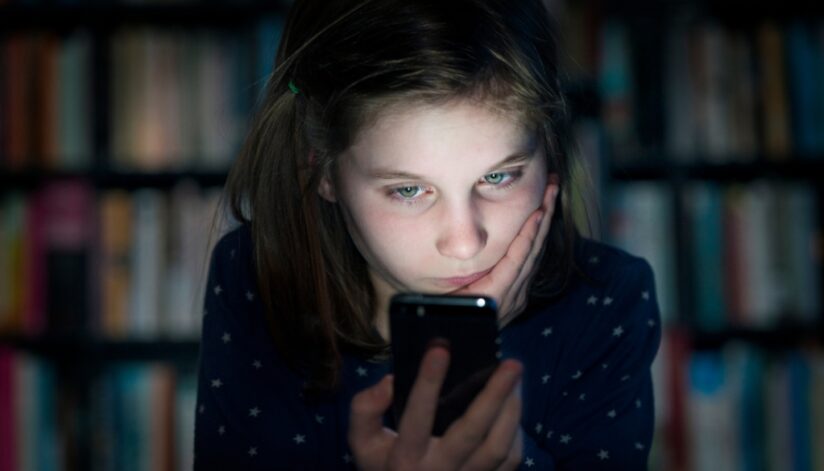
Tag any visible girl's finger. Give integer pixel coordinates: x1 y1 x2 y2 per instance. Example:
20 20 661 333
458 381 522 471
394 346 450 461
437 359 523 466
495 427 524 471
505 182 558 304
456 208 541 308
348 374 396 467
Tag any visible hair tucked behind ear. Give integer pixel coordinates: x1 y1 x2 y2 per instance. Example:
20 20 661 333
224 0 587 396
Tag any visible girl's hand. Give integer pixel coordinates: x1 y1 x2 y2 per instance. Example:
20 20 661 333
349 347 524 471
457 176 559 325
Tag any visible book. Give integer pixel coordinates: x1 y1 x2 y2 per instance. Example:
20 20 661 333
40 180 95 335
757 23 793 160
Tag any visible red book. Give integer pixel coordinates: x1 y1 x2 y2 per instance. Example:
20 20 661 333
0 347 17 471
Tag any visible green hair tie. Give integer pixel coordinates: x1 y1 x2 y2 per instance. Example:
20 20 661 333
288 80 301 95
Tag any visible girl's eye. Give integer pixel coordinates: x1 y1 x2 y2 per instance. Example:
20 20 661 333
481 169 522 187
394 185 423 199
484 172 506 184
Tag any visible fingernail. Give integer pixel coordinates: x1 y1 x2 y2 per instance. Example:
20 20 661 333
536 212 544 226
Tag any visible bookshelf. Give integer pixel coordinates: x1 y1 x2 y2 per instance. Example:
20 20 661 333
0 2 287 470
556 0 824 469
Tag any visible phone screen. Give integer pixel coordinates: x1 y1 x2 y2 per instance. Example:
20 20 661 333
389 293 499 436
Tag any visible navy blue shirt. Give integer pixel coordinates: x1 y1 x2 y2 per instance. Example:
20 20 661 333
194 225 662 469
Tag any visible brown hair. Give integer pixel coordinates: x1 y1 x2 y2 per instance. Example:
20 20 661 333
224 0 586 395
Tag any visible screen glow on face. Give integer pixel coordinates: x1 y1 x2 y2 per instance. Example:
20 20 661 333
329 100 549 309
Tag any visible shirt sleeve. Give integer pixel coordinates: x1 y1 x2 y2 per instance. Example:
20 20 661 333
518 255 662 470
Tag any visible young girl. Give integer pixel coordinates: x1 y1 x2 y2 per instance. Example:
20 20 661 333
194 0 661 469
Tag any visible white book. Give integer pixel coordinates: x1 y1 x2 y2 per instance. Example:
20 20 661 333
664 24 695 161
699 24 732 162
58 31 93 169
130 189 167 338
607 183 678 324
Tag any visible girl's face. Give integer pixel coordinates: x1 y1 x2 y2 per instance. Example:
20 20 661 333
322 100 549 306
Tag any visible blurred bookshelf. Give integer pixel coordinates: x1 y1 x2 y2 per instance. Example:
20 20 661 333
1 0 823 470
557 0 824 470
0 1 287 469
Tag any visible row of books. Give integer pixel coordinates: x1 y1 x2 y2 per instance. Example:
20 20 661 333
0 347 196 471
650 333 824 471
0 180 226 339
0 18 284 171
595 19 824 162
607 181 821 330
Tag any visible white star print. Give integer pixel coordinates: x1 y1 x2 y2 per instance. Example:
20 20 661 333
230 249 236 259
218 425 225 435
546 430 554 439
541 327 553 337
560 434 572 444
222 332 231 343
602 363 609 369
642 291 650 300
535 423 543 433
525 457 535 467
621 374 631 382
612 326 624 337
248 447 257 456
541 374 550 384
571 370 582 380
648 319 656 327
343 454 353 463
495 337 502 345
249 407 261 418
496 351 503 359
356 366 367 377
293 434 306 444
598 449 609 460
211 379 222 388
589 256 599 264
253 360 262 369
587 295 598 305
213 285 222 295
198 404 205 414
562 391 568 396
246 291 254 301
635 442 645 450
579 393 586 401
315 414 325 424
603 297 613 306
636 399 642 408
607 409 616 418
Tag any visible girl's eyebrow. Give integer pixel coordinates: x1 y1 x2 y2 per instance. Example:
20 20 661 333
367 147 537 181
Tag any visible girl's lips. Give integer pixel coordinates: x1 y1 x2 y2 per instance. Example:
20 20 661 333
437 268 493 287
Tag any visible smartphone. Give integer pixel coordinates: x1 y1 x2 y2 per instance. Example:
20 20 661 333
389 293 499 436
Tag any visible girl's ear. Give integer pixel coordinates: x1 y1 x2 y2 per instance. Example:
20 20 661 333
318 174 337 202
311 149 338 202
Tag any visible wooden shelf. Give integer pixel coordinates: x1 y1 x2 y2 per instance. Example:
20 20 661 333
0 334 200 364
687 323 824 351
0 2 290 29
0 169 227 190
610 159 824 182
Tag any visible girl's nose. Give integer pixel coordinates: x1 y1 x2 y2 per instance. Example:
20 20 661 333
435 206 488 260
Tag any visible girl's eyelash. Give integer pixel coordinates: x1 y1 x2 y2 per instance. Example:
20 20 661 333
481 168 524 189
386 168 525 204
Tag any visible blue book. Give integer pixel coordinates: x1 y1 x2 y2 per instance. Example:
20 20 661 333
257 16 286 100
739 348 766 471
785 22 823 157
690 184 726 331
788 352 812 471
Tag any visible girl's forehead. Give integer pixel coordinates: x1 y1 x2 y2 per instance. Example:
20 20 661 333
354 99 531 149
